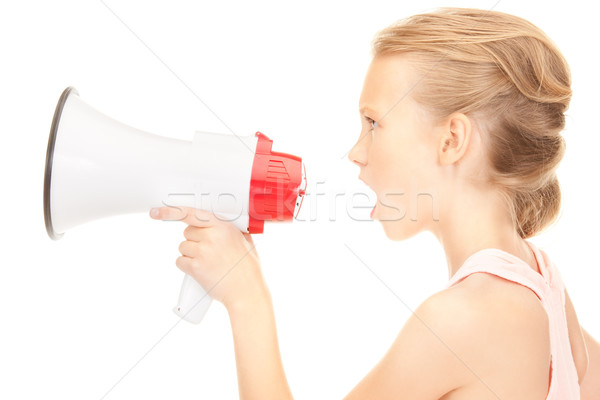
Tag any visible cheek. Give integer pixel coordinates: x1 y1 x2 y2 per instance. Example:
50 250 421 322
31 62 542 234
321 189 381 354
368 136 410 190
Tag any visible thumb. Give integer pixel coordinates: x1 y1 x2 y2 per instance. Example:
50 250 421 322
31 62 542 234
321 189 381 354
242 232 255 246
242 232 259 259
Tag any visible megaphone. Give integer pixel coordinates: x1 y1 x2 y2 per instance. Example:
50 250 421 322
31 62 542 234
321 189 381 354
44 87 306 323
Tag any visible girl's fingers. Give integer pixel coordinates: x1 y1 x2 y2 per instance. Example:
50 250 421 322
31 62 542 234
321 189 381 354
184 225 207 241
178 240 202 258
150 206 216 228
175 255 196 274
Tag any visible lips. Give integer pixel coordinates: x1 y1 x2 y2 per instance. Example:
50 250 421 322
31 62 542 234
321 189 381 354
358 175 369 186
359 175 377 219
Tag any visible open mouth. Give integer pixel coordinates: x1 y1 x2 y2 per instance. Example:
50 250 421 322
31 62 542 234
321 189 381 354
358 175 377 219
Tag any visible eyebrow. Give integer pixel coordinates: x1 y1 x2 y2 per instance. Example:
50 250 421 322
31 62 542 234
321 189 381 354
359 106 383 122
359 105 377 115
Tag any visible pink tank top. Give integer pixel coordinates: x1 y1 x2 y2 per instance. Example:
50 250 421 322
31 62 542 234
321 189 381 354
446 240 580 399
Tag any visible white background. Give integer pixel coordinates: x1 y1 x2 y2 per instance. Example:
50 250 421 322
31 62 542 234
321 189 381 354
1 1 598 399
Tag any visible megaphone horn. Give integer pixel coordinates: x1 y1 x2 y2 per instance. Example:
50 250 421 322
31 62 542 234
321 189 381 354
43 86 307 323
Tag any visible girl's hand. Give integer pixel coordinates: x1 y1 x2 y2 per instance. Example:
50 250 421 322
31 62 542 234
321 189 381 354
150 206 267 311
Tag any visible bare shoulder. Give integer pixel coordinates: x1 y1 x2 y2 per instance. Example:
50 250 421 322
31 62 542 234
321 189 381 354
344 282 486 399
438 271 550 324
418 272 550 364
422 273 551 398
345 272 550 400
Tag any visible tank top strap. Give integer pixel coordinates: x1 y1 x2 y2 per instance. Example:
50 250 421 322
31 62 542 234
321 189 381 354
446 241 554 303
446 241 581 399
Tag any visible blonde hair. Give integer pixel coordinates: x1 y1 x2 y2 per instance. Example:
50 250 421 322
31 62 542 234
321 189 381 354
372 8 571 239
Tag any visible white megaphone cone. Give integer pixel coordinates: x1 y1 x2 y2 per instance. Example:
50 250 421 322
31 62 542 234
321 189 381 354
44 87 307 324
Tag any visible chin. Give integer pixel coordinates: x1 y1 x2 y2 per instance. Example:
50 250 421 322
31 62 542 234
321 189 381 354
378 219 423 241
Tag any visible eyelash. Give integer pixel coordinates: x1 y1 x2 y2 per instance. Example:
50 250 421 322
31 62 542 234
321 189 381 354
365 117 378 131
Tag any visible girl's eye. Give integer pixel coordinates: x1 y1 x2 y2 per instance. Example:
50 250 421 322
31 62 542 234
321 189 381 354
367 117 378 131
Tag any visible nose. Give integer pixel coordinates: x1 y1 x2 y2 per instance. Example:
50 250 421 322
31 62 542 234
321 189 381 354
348 135 368 167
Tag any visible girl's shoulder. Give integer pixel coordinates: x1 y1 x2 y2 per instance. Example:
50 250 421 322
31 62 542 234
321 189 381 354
429 271 551 357
345 273 550 399
415 273 551 397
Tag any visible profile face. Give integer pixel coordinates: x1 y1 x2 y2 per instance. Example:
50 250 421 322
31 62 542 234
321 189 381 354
349 54 441 240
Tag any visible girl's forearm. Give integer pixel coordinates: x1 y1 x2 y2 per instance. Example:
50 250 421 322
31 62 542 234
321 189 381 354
227 289 293 400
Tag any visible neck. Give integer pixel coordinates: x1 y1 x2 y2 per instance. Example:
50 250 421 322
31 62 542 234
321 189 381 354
429 185 536 279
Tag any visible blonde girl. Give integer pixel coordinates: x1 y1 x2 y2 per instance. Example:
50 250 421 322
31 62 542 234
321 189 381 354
151 7 600 400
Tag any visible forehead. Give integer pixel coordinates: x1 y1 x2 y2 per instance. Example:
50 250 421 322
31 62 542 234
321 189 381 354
359 54 417 115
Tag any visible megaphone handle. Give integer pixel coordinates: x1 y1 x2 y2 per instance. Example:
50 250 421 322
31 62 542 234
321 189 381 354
173 274 213 323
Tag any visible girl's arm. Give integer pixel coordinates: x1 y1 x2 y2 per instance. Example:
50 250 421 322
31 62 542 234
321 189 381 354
344 275 551 399
151 207 543 399
581 328 600 400
227 288 293 400
151 207 501 399
151 207 293 400
342 288 488 400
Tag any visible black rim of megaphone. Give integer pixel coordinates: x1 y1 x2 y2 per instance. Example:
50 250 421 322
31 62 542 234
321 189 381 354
44 86 79 240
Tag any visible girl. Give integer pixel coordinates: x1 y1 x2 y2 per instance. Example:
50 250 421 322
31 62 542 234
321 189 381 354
151 7 600 400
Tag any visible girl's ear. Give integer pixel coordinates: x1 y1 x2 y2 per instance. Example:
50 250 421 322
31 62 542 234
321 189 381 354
438 113 471 166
